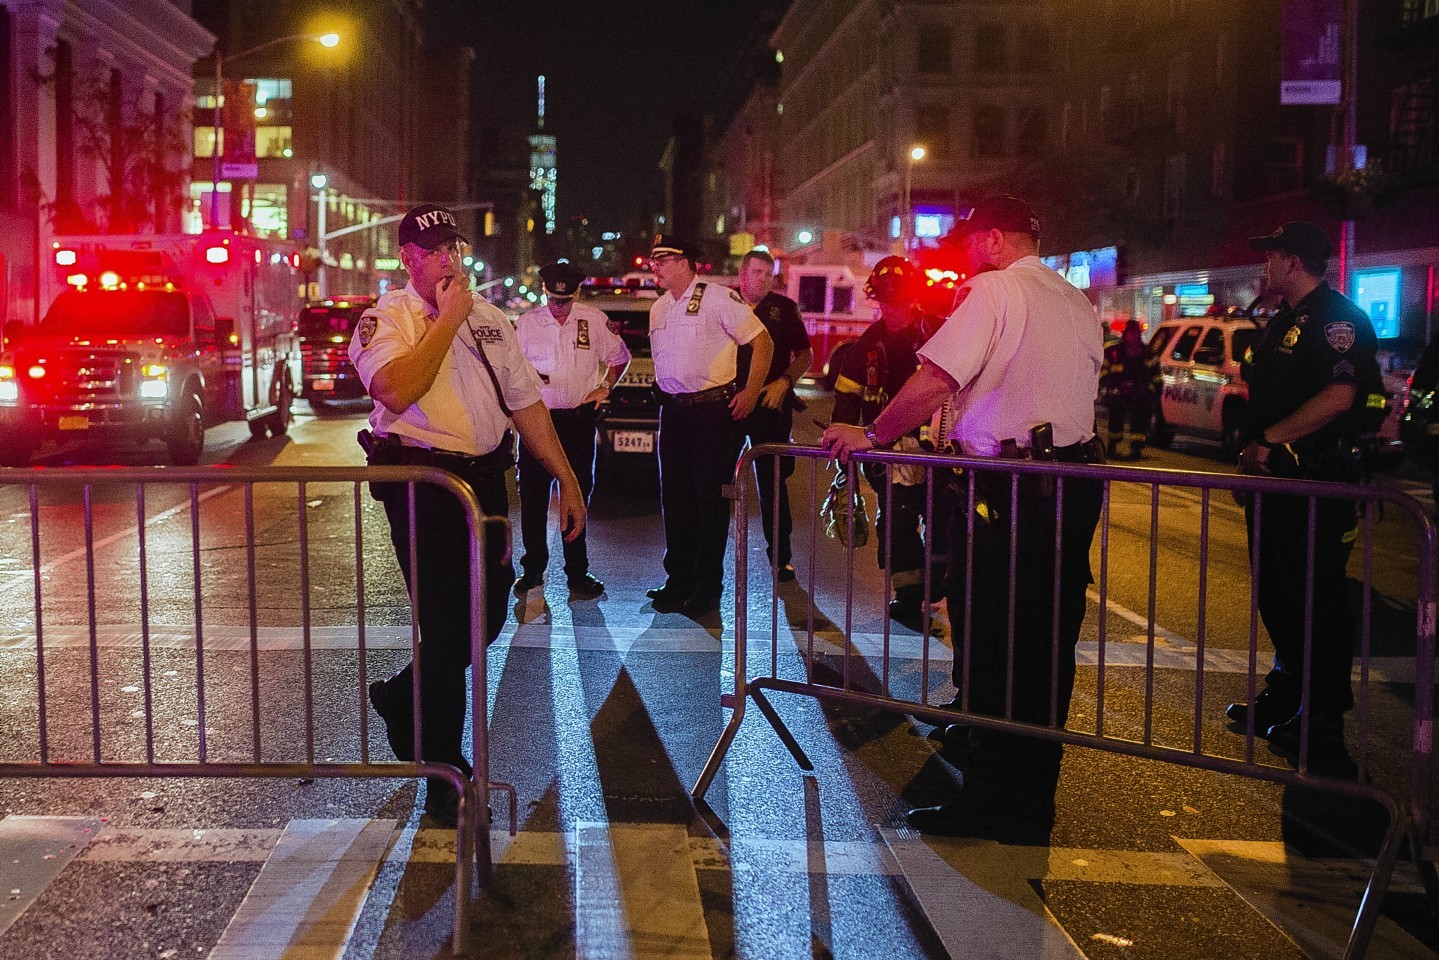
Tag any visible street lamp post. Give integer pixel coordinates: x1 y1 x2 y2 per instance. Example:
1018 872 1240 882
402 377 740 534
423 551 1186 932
902 145 926 253
209 32 339 229
310 172 328 298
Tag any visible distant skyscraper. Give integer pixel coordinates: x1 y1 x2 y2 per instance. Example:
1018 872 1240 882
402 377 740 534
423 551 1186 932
529 75 557 235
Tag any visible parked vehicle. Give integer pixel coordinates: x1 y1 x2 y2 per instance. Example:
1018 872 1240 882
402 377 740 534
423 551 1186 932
296 295 375 402
582 277 661 460
0 231 300 465
1146 313 1260 456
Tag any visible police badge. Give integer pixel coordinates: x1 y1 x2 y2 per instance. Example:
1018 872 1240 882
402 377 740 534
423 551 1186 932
1325 321 1356 352
357 315 378 348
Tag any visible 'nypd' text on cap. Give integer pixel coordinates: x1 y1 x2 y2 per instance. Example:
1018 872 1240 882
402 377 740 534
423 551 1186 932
398 203 468 250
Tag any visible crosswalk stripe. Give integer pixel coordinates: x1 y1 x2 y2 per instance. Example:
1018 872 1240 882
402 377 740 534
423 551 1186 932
879 826 1088 958
207 818 396 960
0 816 100 936
81 826 280 862
576 822 712 960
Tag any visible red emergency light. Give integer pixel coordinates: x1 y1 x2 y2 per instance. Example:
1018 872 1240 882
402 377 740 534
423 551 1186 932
54 248 78 267
205 245 230 264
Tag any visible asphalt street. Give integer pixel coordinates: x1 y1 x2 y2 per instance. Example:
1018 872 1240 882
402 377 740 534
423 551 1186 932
0 391 1434 959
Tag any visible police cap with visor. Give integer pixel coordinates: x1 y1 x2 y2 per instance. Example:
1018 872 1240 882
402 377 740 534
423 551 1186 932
650 233 696 263
399 203 468 250
1248 221 1332 267
942 195 1042 243
539 261 587 300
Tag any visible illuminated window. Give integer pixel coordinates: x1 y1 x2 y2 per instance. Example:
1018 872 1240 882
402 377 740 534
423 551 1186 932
249 183 288 238
194 126 222 158
255 127 291 158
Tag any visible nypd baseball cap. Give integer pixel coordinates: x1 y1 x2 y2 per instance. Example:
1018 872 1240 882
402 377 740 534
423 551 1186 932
398 203 467 250
1249 221 1332 263
943 195 1041 242
539 261 587 299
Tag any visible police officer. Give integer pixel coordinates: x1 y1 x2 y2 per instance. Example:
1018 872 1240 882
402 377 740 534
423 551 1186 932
1225 221 1385 753
736 248 813 582
514 262 631 599
350 203 585 826
646 234 773 616
822 197 1104 839
1100 318 1162 459
831 256 946 630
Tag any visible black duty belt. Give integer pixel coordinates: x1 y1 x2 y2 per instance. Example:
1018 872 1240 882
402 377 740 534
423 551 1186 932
551 405 599 421
993 438 1104 463
390 433 514 476
660 383 736 406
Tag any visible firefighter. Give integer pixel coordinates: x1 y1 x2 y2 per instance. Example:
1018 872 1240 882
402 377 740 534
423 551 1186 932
1100 318 1162 459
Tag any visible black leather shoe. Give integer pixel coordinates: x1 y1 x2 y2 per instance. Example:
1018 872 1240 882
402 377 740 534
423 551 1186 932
368 679 414 762
777 564 797 582
888 599 928 632
682 593 721 617
1265 712 1346 753
1224 692 1297 732
423 779 460 829
906 797 1054 842
513 572 544 596
568 573 605 599
646 584 689 613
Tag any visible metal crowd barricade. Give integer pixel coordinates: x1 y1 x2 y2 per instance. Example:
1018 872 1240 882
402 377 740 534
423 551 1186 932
0 465 512 957
697 442 1439 960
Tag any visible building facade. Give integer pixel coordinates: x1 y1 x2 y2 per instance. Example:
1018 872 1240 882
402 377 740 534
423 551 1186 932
0 0 213 327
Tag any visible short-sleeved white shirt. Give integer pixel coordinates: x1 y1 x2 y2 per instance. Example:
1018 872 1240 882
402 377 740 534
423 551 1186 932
514 300 632 410
917 256 1103 456
649 278 764 394
349 283 543 456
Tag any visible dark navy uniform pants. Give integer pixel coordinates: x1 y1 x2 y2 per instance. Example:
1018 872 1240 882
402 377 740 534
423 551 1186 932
659 398 740 599
944 466 1103 818
518 405 598 580
863 462 949 602
1245 490 1357 715
372 457 514 782
738 404 795 568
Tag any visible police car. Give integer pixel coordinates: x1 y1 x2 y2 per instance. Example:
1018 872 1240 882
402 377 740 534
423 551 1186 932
582 278 661 459
1147 313 1259 456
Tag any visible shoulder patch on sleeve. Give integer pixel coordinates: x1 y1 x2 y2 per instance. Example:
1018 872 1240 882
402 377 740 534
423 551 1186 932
356 314 378 348
729 288 746 304
1325 321 1356 352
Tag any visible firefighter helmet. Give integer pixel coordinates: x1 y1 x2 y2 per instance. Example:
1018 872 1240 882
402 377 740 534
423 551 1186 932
864 256 918 304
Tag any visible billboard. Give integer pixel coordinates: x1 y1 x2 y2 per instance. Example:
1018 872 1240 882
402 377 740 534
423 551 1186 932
1281 0 1342 105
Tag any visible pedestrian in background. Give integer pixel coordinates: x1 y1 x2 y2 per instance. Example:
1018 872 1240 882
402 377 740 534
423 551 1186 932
645 235 773 616
350 204 585 826
831 256 947 631
736 248 813 582
1226 221 1387 753
1100 318 1162 459
514 261 631 599
822 196 1104 840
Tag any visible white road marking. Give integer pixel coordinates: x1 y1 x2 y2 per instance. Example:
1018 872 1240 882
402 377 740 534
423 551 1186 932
1087 590 1189 646
207 818 396 960
0 816 100 935
576 822 712 960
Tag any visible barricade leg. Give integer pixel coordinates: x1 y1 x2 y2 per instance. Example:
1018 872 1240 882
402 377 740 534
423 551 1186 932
751 681 815 773
1345 799 1405 960
691 694 747 801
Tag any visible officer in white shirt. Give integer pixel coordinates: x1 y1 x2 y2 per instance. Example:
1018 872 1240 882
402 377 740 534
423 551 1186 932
349 203 585 827
646 234 773 616
822 197 1104 841
513 261 631 599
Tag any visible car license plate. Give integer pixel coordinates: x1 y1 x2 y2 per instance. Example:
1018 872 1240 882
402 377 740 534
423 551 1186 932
58 415 90 431
311 379 335 392
613 430 654 453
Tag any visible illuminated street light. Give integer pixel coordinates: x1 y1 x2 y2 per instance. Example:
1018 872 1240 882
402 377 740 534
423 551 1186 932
903 144 926 253
309 171 330 296
796 229 814 245
210 32 341 227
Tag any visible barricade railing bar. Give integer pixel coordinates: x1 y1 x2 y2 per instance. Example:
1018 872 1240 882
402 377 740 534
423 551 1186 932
0 465 512 957
698 443 1439 960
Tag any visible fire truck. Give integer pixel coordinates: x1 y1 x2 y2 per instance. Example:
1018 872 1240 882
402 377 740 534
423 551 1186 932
0 231 301 466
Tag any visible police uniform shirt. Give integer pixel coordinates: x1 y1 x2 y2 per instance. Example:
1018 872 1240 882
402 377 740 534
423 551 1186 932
515 300 632 410
736 291 810 387
350 283 543 456
649 278 765 394
1245 281 1381 444
918 255 1102 456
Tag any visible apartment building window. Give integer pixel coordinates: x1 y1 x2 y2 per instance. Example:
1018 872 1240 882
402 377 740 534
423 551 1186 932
1016 25 1050 72
109 69 124 201
0 5 12 209
1163 153 1187 220
55 39 75 215
1017 106 1048 154
972 106 1005 158
153 91 167 230
918 26 951 75
917 105 949 159
1263 138 1304 193
976 25 1006 71
1121 72 1143 135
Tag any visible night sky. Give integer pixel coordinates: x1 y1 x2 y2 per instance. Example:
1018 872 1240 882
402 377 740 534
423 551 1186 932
449 0 777 230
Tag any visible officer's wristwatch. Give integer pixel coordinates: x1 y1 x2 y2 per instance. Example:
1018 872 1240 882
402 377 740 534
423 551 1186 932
863 423 889 448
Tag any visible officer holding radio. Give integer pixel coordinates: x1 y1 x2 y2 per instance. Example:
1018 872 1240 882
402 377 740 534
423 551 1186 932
1226 221 1385 754
350 203 585 826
